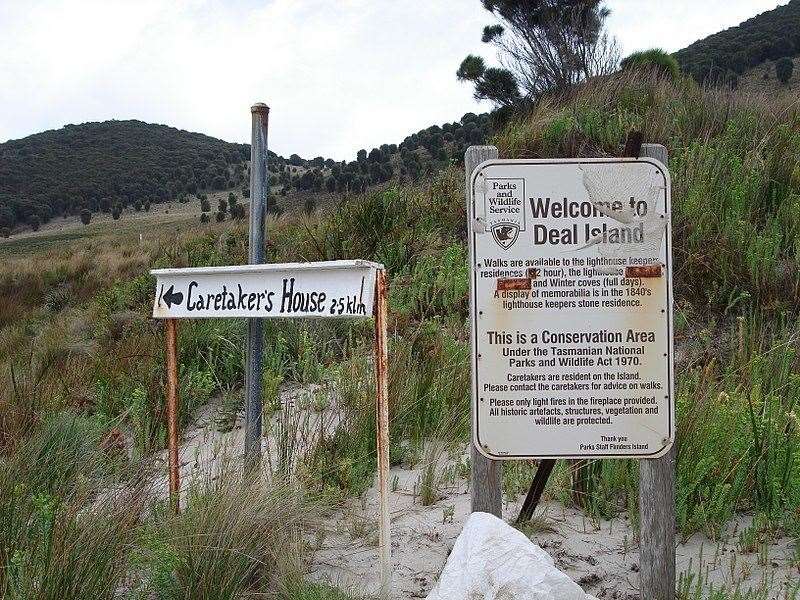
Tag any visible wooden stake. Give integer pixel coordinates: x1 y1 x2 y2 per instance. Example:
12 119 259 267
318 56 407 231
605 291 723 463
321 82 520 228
517 459 556 523
638 142 675 600
374 269 392 598
164 318 180 514
465 145 502 518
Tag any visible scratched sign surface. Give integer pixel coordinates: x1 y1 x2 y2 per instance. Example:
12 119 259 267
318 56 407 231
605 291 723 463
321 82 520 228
151 260 381 320
469 158 674 459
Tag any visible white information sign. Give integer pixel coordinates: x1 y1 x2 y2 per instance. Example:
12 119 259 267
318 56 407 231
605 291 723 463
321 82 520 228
151 260 381 319
469 158 674 459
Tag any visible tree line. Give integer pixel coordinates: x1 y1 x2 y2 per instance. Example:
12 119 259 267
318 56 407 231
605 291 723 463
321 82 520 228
673 0 800 87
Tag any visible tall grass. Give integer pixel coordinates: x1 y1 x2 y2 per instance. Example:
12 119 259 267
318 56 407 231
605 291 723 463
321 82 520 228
0 413 138 599
133 472 318 599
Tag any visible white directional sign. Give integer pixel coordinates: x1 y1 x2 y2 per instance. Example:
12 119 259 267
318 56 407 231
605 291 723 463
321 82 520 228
151 260 382 319
469 158 674 459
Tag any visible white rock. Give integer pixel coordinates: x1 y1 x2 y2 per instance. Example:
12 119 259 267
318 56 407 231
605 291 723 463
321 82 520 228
425 512 597 600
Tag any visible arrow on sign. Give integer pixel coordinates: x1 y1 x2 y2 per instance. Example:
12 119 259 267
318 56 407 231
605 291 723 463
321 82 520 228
162 285 184 308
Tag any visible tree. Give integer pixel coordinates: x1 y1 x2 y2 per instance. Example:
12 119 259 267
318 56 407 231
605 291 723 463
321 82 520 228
304 197 316 214
144 201 151 212
0 206 16 229
80 209 92 225
30 215 41 231
200 197 211 213
368 148 384 163
112 204 122 220
242 187 250 198
230 203 245 220
218 198 228 214
215 210 225 222
357 149 367 162
776 57 794 84
0 227 10 238
458 0 619 107
200 212 210 223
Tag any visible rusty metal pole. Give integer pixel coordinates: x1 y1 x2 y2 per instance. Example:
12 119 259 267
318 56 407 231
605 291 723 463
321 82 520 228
244 103 269 475
374 269 392 599
164 318 180 514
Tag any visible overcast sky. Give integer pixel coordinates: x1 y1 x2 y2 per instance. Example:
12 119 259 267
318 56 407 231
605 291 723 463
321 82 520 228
0 0 787 160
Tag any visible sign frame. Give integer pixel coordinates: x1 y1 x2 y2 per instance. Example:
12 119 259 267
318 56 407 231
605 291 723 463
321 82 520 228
151 259 382 320
468 156 674 461
149 258 392 599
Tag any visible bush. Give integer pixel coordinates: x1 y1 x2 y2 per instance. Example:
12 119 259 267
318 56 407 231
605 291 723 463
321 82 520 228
30 215 41 231
80 208 92 225
230 204 246 220
776 57 794 84
0 226 10 238
111 205 122 220
135 475 316 598
200 212 210 223
621 48 681 80
215 210 225 222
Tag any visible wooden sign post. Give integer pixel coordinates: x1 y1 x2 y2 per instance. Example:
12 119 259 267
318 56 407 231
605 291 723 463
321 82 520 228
151 260 393 598
465 145 675 600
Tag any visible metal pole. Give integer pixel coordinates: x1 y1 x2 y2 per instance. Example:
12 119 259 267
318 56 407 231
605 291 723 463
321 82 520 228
465 146 502 517
638 142 675 600
374 269 392 599
164 318 180 514
244 103 269 474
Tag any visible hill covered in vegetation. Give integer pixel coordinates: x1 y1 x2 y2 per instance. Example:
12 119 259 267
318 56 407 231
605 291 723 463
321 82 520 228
0 120 255 230
674 0 800 85
0 113 492 234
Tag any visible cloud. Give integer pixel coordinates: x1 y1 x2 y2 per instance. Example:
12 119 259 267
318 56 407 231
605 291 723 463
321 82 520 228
0 0 786 160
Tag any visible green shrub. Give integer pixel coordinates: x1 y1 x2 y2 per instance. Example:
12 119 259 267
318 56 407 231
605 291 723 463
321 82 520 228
621 48 681 79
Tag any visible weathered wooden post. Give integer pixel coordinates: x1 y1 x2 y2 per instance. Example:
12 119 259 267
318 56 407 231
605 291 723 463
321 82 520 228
638 143 675 600
164 318 180 513
244 103 269 473
465 145 502 517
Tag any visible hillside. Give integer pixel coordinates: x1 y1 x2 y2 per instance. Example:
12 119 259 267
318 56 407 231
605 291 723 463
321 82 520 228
0 120 253 230
737 55 800 96
0 114 492 235
674 0 800 85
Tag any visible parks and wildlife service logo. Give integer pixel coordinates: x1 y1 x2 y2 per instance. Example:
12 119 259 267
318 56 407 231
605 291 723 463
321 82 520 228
484 177 525 250
491 222 520 249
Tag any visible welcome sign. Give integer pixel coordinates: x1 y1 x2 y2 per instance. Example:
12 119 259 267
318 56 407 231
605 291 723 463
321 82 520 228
469 158 674 459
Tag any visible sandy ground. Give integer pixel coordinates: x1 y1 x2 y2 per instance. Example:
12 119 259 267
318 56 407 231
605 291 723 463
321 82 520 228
127 384 799 600
312 472 799 599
